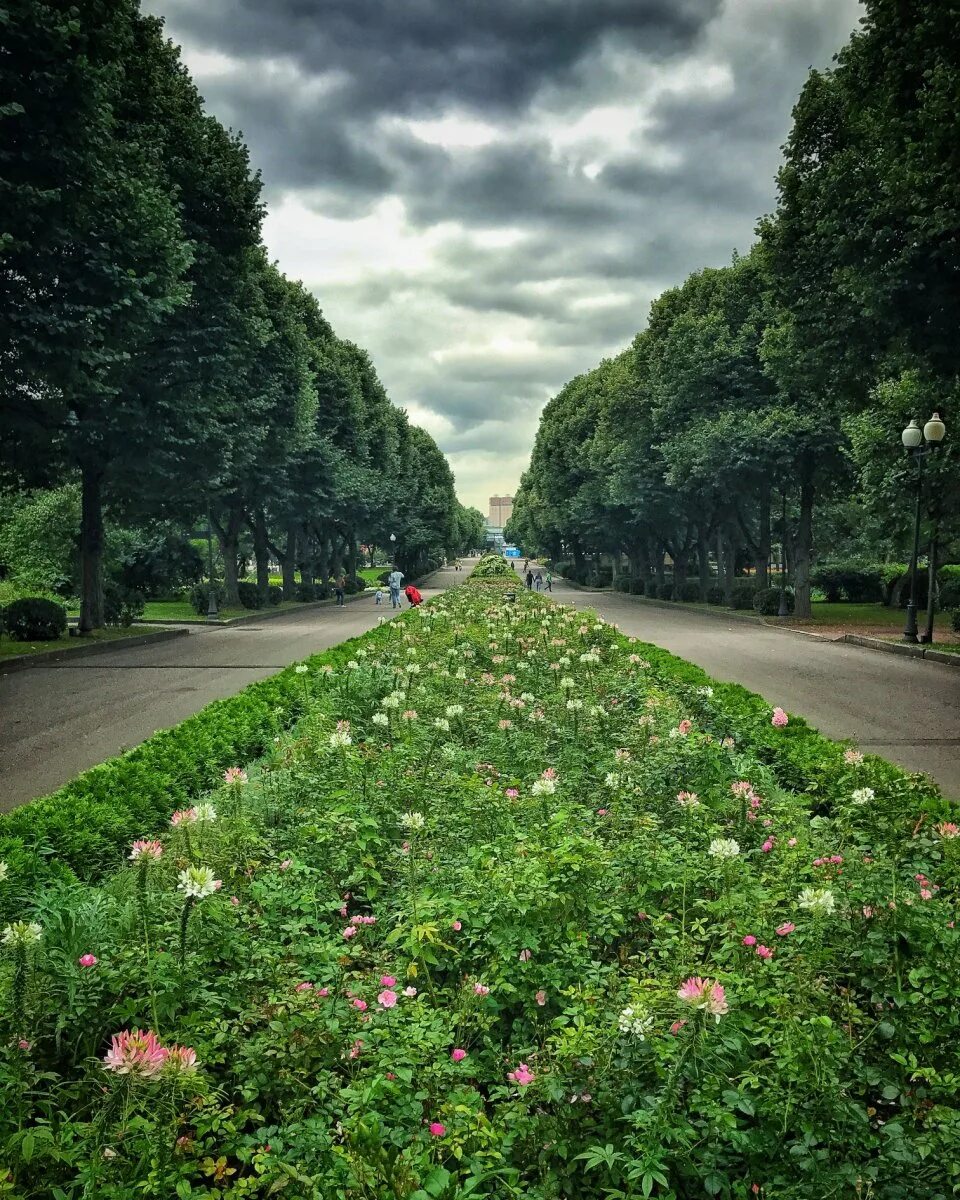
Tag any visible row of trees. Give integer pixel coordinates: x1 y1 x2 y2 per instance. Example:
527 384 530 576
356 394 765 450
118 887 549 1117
508 0 958 616
0 0 481 628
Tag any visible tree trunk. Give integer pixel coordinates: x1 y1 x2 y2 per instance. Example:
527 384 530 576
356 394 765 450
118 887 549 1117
697 529 711 602
924 526 938 643
79 461 105 633
793 464 815 619
252 509 270 603
345 534 358 580
756 488 771 589
721 528 736 605
330 534 344 578
281 522 298 597
214 501 245 607
672 550 688 599
655 547 666 593
315 533 331 599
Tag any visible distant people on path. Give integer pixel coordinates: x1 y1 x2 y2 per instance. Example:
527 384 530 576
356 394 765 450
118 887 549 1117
404 584 423 607
335 573 347 607
374 587 384 606
545 569 553 592
525 569 534 590
534 570 543 591
388 567 404 608
454 559 461 571
523 558 529 571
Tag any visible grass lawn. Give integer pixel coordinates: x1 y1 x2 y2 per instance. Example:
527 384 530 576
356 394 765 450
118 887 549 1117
0 624 166 661
138 599 305 622
794 602 956 637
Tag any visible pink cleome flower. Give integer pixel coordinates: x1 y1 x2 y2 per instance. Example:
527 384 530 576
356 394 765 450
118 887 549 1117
843 749 864 765
518 949 532 962
507 1062 535 1086
295 982 314 993
775 922 795 936
451 1048 467 1062
78 954 98 967
473 983 490 997
771 707 789 728
403 986 418 997
677 720 693 735
535 990 547 1006
937 822 959 840
128 839 163 862
223 767 247 785
677 977 728 1018
451 919 462 931
103 1029 168 1077
505 788 519 799
164 1044 199 1073
342 926 358 940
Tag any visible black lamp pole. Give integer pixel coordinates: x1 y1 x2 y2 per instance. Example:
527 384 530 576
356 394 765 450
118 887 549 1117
900 413 946 644
206 514 219 622
778 490 789 618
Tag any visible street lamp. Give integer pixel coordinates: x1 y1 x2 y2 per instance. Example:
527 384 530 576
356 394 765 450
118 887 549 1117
778 490 789 618
206 514 219 622
900 412 946 643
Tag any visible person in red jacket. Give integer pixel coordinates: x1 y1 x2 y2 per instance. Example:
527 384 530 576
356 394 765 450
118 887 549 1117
404 584 423 607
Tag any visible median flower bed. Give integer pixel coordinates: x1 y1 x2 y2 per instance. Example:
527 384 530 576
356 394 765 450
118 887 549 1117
1 582 958 1198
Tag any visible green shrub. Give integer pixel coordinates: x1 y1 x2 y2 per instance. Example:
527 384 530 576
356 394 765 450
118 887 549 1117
112 529 204 598
2 596 68 641
614 576 632 593
952 608 960 634
937 578 960 610
268 584 284 606
729 580 757 609
707 585 725 605
296 582 317 601
103 582 145 627
472 554 515 579
677 581 701 602
646 580 660 599
189 581 224 616
629 578 645 595
811 562 884 603
753 585 795 615
237 581 264 610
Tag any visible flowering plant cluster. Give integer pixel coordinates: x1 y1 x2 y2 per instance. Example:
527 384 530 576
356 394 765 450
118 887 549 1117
0 580 957 1198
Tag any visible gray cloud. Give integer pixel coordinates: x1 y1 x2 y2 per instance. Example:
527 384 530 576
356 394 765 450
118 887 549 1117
146 0 861 507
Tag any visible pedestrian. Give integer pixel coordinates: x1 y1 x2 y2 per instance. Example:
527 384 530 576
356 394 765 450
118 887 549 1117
545 569 553 592
388 565 404 609
534 570 543 592
404 584 423 607
525 569 534 590
523 558 529 572
374 587 384 606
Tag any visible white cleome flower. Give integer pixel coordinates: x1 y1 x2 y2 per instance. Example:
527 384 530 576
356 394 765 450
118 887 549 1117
559 676 576 691
0 862 8 883
434 718 451 732
566 698 584 711
380 695 400 710
445 705 464 718
294 664 309 675
329 731 353 748
2 921 42 947
398 811 426 832
618 1005 655 1039
531 778 556 796
708 838 741 860
371 712 389 727
696 686 714 697
851 787 875 805
177 866 220 899
193 803 217 823
798 887 836 916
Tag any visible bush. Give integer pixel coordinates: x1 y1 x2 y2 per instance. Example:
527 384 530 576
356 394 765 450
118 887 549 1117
811 562 884 603
472 554 515 579
614 575 632 593
237 581 264 610
707 585 725 605
189 581 224 616
937 578 960 610
629 578 646 595
753 585 795 615
295 582 316 602
268 584 283 606
729 580 757 610
645 581 660 599
112 529 204 598
103 582 145 627
344 576 367 595
952 608 960 634
2 596 68 641
677 581 701 603
588 565 613 588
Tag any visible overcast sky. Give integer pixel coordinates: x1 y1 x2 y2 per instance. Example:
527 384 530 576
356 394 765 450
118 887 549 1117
146 0 861 512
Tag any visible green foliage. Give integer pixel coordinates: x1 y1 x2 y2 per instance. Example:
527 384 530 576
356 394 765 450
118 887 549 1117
188 582 224 617
810 562 885 604
0 485 80 596
952 609 960 634
102 582 145 627
2 596 68 641
729 581 758 610
471 554 515 579
753 586 794 616
237 581 265 610
0 587 956 1196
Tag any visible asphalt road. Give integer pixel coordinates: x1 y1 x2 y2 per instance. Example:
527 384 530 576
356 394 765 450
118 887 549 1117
537 570 960 798
0 563 470 811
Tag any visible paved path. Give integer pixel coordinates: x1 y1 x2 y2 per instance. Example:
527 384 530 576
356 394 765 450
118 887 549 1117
521 568 959 797
0 562 472 811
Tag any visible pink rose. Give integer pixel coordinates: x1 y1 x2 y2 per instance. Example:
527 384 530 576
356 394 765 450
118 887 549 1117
451 1048 467 1063
78 954 98 967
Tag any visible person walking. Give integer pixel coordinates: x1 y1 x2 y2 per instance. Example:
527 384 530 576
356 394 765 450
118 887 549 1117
534 570 543 591
525 568 534 590
388 566 404 609
545 569 553 592
404 583 423 607
374 587 384 606
335 573 347 607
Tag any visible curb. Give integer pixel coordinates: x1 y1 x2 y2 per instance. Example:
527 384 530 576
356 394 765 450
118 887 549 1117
0 627 189 674
840 633 960 667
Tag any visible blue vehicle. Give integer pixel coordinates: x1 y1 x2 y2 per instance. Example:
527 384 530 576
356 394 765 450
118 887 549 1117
503 546 521 559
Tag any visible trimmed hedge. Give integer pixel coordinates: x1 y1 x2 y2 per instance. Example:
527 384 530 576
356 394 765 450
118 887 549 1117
0 621 398 921
2 596 68 640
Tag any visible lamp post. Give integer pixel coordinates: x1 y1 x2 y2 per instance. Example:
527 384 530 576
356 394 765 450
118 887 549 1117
778 490 789 618
206 514 219 622
900 412 946 643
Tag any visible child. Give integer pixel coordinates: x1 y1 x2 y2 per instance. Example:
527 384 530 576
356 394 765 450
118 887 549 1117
374 587 384 606
404 584 423 607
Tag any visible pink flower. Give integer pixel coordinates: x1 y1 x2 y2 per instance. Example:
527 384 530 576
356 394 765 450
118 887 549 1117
316 986 329 996
507 1062 535 1086
170 809 197 827
755 945 773 959
103 1029 168 1077
78 953 98 967
677 977 728 1018
741 935 756 947
279 859 292 871
164 1044 198 1073
677 719 693 735
597 808 608 817
775 922 795 936
844 749 864 764
498 719 513 730
353 999 367 1011
669 1020 687 1035
18 1040 30 1051
223 767 247 784
380 975 397 987
676 791 699 807
505 788 519 799
518 949 531 962
378 990 398 1009
403 986 418 997
128 839 163 862
771 707 789 727
473 983 490 997
787 837 797 847
535 990 547 1006
937 822 959 840
862 906 874 919
401 709 418 721
761 839 774 853
429 1122 446 1137
542 768 557 780
731 781 753 796
451 1048 467 1062
343 926 358 939
230 896 240 906
348 1039 363 1059
295 982 314 993
451 920 462 931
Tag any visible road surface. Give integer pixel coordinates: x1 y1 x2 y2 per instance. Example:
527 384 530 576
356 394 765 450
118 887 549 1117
0 562 469 810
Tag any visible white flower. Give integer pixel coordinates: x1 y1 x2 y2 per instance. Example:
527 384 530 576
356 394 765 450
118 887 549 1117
434 718 451 732
346 660 359 670
445 705 464 718
2 921 42 947
454 668 467 680
329 730 353 748
294 664 309 675
798 887 835 915
696 686 714 698
566 698 584 711
177 866 220 899
559 676 575 691
0 862 8 883
405 663 421 675
193 803 217 823
399 811 426 832
531 778 556 796
381 695 400 710
604 772 620 789
355 648 368 659
851 787 875 805
558 656 571 668
590 705 606 718
520 693 536 703
372 712 389 727
579 652 600 665
618 1005 654 1039
708 838 741 860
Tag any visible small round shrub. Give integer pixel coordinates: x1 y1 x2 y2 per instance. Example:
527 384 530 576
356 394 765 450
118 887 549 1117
729 581 757 610
629 578 645 595
3 596 68 641
296 582 317 602
938 579 960 610
753 586 795 616
614 576 632 593
645 581 660 600
103 583 145 627
189 582 225 615
678 581 701 603
268 585 283 606
237 581 264 610
707 585 725 605
952 608 960 634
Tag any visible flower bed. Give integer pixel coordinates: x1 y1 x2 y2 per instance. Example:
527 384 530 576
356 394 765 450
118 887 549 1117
1 582 958 1197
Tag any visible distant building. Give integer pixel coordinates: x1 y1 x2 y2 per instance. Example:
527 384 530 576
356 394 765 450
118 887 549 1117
488 495 514 527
